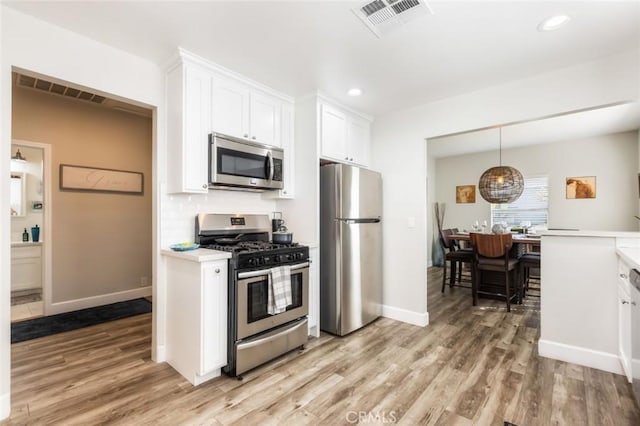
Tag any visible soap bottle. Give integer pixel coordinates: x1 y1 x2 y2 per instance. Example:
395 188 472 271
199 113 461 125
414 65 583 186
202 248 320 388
22 228 29 242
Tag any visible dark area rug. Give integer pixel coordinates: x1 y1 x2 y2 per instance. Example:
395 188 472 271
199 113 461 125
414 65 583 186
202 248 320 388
11 298 152 344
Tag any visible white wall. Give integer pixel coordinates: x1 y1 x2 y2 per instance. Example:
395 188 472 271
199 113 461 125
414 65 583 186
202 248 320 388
0 9 284 419
435 131 638 232
371 49 640 326
0 7 164 419
0 4 8 420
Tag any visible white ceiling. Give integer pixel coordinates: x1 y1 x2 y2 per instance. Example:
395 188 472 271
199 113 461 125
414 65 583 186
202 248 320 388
427 102 640 158
4 0 640 118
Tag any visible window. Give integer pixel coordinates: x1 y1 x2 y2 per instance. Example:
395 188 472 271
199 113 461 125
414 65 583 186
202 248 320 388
491 175 548 227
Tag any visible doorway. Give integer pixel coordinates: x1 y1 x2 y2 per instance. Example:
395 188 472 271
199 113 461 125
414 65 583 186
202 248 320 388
9 141 51 322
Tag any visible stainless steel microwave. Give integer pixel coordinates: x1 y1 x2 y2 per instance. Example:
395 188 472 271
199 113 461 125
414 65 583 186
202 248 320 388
209 133 284 191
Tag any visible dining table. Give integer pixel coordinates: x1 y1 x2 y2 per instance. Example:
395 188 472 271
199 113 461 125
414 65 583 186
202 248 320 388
448 232 541 248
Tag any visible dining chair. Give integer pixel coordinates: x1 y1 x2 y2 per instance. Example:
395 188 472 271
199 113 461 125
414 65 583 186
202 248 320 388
439 229 473 293
469 232 521 312
519 252 541 297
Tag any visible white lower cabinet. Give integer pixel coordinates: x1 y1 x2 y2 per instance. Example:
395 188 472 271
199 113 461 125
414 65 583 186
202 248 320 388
11 245 42 291
308 247 320 337
618 258 633 382
166 256 228 385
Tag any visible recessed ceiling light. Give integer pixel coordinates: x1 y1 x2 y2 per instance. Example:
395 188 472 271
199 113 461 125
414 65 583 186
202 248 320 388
537 15 571 32
348 88 362 97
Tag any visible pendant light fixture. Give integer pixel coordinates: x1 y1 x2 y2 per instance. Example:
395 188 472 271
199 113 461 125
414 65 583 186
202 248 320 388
11 148 27 162
478 127 524 204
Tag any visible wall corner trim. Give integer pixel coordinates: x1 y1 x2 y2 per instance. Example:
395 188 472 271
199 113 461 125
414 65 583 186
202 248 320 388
0 391 10 420
382 304 429 327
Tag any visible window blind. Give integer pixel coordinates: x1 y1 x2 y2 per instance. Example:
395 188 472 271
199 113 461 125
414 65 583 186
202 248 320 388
491 175 549 226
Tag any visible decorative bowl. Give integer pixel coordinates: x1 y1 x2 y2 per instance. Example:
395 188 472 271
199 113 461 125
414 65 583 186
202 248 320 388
170 242 200 252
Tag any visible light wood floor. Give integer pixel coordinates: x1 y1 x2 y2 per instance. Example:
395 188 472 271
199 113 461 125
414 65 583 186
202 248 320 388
4 268 640 425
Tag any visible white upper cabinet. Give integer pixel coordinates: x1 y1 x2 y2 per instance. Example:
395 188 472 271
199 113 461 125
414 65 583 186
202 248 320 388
346 115 371 166
320 103 348 161
319 99 372 167
211 76 249 138
249 91 281 146
264 103 294 199
211 76 282 147
166 49 295 195
166 58 211 194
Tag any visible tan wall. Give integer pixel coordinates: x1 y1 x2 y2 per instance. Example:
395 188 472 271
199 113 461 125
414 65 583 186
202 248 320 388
12 86 152 303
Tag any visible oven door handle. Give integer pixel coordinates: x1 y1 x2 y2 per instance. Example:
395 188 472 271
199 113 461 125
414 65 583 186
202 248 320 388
237 261 309 279
238 318 308 349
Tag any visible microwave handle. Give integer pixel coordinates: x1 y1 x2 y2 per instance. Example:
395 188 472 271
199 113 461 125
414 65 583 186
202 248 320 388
266 151 274 181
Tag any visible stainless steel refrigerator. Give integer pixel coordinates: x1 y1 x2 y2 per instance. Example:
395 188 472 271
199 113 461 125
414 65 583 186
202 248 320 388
320 163 382 336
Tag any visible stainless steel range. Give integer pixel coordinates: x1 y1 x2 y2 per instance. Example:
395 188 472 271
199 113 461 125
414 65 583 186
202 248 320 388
195 213 309 377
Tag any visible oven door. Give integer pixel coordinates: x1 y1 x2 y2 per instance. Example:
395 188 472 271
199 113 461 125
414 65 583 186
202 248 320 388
237 262 309 340
210 133 283 189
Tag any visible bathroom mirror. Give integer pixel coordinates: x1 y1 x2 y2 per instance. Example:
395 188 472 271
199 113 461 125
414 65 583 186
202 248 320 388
10 172 26 217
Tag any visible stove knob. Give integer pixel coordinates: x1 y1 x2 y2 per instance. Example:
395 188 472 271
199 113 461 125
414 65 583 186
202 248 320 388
248 258 256 266
296 252 304 260
274 255 281 263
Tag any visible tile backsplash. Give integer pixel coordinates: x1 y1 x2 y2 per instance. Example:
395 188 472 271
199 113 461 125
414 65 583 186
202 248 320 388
161 188 277 247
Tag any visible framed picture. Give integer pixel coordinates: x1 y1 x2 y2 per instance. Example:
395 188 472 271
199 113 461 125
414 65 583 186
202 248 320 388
566 176 596 199
60 164 144 195
456 185 476 203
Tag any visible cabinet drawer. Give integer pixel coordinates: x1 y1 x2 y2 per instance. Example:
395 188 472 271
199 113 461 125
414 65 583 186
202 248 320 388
12 246 42 260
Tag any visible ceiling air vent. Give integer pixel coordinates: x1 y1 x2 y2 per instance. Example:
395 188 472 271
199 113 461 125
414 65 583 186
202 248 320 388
13 72 151 117
353 0 433 38
15 72 107 105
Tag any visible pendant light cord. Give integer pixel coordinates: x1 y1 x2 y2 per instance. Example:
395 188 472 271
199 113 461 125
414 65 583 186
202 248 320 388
499 127 502 167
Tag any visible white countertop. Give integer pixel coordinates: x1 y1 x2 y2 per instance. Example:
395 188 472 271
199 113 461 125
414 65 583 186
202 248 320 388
616 247 640 270
11 241 42 247
542 230 640 238
298 241 319 249
161 248 231 262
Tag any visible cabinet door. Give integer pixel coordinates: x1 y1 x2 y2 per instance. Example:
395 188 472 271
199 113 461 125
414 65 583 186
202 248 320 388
201 261 228 374
183 64 211 193
11 256 42 291
347 116 370 166
212 76 249 139
320 103 347 161
618 282 632 382
249 91 281 146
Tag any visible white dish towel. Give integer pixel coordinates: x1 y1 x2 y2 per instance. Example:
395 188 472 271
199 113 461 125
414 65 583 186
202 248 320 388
268 265 292 315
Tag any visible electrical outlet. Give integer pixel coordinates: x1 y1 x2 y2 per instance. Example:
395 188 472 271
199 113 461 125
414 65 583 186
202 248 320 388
140 276 149 287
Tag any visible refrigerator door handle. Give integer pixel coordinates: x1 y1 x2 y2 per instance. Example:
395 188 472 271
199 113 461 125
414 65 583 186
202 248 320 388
337 218 381 224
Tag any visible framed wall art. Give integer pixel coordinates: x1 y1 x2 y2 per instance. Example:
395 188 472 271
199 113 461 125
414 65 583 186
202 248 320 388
60 164 144 195
456 185 476 204
566 176 596 199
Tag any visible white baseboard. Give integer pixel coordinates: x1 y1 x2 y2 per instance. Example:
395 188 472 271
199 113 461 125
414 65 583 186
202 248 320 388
382 304 429 327
47 286 152 316
0 391 9 421
538 339 623 376
427 260 433 268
